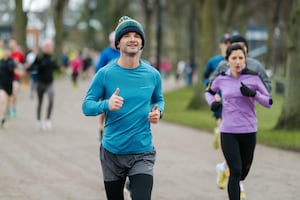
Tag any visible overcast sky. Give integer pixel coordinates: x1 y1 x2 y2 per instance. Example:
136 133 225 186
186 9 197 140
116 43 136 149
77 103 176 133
23 0 84 12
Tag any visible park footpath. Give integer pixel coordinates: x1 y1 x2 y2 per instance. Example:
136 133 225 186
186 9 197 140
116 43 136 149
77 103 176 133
0 75 299 200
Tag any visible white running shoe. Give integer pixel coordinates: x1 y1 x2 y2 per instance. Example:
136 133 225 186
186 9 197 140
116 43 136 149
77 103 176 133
36 120 43 130
45 120 52 130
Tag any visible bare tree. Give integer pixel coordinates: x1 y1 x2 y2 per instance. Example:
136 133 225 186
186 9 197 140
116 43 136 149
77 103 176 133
14 0 27 49
218 0 239 34
141 0 155 59
265 0 282 71
186 0 282 110
187 0 217 109
53 0 68 66
89 0 131 49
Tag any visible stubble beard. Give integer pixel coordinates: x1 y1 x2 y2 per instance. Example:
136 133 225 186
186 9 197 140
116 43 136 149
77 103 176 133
123 47 141 57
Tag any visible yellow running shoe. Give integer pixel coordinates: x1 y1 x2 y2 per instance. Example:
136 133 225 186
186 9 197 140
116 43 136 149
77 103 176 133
216 163 228 189
240 190 246 200
225 168 230 177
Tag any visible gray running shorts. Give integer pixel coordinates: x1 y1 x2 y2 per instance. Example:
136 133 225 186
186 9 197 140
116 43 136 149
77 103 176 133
100 145 156 182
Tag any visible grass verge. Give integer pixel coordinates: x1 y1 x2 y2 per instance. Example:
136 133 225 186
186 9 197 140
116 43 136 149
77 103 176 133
163 87 300 152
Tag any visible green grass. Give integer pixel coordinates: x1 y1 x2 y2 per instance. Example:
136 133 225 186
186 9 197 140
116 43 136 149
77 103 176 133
163 87 300 152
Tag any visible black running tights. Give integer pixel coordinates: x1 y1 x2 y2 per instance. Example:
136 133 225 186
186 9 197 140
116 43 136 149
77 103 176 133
221 132 256 200
104 174 153 200
37 82 54 120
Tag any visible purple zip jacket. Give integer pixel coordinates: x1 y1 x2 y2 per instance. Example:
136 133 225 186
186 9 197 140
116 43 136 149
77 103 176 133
205 68 272 134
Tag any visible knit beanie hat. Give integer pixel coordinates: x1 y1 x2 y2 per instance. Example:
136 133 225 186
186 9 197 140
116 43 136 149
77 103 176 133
230 35 249 52
114 16 145 49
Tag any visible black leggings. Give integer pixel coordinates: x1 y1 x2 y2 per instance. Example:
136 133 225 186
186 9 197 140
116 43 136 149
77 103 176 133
104 174 153 200
71 72 79 86
221 132 256 200
37 82 54 120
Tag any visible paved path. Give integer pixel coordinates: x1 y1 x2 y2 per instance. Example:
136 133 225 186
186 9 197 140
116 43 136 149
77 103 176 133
0 76 299 200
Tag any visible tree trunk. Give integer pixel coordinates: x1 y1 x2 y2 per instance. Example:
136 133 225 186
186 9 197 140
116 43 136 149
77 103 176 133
84 0 96 48
14 0 27 49
275 0 300 130
53 0 67 67
141 0 154 59
171 1 189 65
218 0 239 34
265 0 281 71
187 0 216 109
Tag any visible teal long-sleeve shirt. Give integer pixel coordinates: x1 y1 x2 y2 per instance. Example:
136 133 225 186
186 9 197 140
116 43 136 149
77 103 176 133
82 60 164 154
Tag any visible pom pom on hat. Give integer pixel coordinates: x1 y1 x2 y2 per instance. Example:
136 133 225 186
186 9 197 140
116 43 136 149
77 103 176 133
114 16 145 49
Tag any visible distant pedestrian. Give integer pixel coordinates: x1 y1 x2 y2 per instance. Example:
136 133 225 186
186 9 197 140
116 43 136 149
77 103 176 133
8 39 25 119
61 46 70 76
82 16 164 200
176 60 185 81
203 33 230 86
205 43 273 200
95 31 120 72
25 46 39 99
0 48 16 127
28 40 59 130
69 49 83 88
184 60 193 86
81 48 93 80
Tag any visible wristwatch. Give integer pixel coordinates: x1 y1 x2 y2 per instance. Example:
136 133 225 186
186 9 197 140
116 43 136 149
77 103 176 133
159 110 163 119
